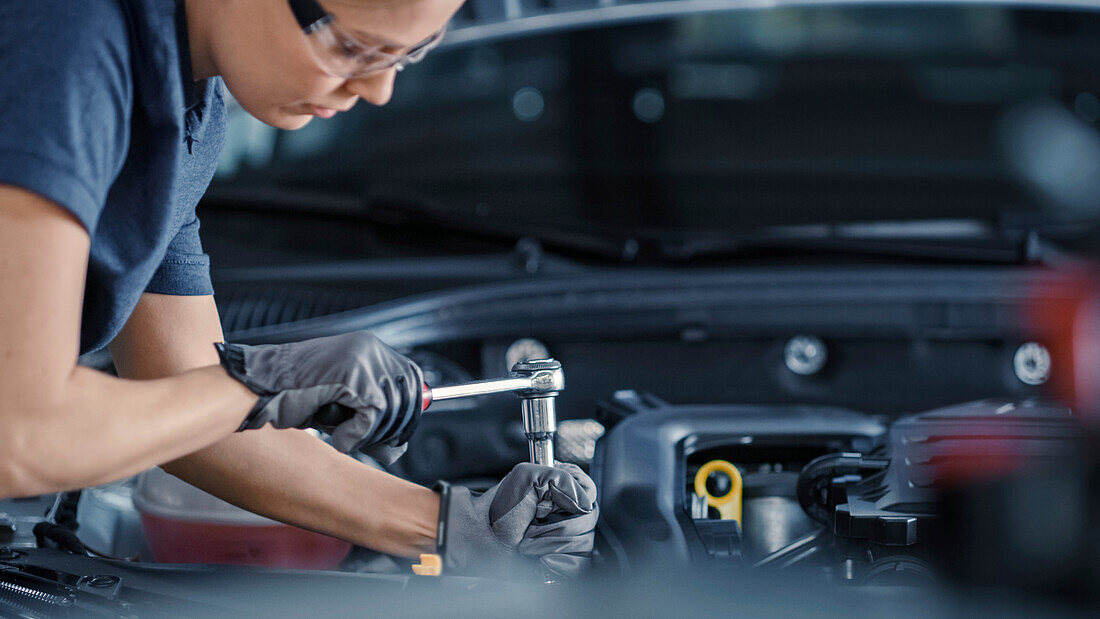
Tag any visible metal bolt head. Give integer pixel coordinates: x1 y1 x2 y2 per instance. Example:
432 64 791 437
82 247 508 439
1014 342 1051 386
784 335 828 376
85 575 120 589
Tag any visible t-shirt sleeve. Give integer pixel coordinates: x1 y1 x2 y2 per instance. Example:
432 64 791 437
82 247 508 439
145 214 215 296
0 4 131 233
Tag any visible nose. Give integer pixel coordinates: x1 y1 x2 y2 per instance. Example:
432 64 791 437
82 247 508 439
345 68 398 106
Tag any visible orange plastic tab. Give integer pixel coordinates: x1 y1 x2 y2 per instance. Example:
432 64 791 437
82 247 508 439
411 553 443 576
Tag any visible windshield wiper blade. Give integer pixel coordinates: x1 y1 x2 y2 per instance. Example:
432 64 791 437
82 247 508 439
205 185 641 263
362 195 643 262
206 186 1067 265
661 233 1033 264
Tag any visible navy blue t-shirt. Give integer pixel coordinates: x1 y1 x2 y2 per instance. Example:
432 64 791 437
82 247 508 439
0 0 226 354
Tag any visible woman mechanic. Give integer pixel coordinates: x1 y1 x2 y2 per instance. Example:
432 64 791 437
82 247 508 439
0 0 596 577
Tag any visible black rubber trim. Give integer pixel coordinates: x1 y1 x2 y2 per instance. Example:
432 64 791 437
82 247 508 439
430 481 451 559
223 267 1052 349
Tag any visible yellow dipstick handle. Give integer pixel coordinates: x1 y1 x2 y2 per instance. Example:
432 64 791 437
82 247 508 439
694 460 743 523
411 553 442 576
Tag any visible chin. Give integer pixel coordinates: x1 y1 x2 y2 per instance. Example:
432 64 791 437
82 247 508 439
241 103 313 131
274 114 313 131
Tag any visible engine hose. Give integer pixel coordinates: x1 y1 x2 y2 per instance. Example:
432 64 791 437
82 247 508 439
32 490 87 555
52 491 81 531
32 523 87 556
796 453 890 524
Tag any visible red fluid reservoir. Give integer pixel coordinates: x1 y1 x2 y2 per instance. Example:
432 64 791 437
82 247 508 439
134 468 350 569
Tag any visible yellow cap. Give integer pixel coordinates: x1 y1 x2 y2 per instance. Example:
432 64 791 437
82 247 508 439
693 459 743 523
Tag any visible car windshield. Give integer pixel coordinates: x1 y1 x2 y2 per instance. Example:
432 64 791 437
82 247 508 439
213 3 1100 239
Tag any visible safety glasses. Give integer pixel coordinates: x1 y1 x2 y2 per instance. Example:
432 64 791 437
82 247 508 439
288 0 446 78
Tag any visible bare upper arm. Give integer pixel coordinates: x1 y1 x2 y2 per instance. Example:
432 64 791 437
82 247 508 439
0 188 252 494
109 293 225 380
0 185 90 398
0 183 224 387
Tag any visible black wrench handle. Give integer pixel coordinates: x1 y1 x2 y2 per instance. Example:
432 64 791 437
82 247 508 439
311 385 433 433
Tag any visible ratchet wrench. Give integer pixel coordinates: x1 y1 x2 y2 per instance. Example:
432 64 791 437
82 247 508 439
311 359 564 466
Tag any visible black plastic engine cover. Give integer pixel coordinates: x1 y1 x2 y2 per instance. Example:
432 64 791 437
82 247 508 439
591 392 885 568
834 399 1080 546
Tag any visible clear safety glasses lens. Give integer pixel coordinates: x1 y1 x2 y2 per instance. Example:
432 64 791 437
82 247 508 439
304 16 445 78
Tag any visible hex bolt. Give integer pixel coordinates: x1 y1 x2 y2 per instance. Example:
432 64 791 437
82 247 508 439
1013 342 1051 386
785 335 828 376
85 575 120 589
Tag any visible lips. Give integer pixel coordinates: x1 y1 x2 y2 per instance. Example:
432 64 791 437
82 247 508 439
310 105 338 119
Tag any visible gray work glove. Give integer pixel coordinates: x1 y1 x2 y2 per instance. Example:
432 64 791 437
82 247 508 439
214 331 423 464
434 462 598 579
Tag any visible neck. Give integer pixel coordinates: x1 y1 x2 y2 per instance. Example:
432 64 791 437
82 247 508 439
183 0 217 80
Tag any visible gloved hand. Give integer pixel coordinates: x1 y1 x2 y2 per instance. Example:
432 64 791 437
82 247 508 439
434 462 598 579
214 331 423 464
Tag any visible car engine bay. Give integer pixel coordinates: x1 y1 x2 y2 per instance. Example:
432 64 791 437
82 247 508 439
3 264 1094 616
5 0 1100 614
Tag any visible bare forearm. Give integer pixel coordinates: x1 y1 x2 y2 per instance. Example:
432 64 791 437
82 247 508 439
105 292 438 558
0 365 254 496
163 427 440 558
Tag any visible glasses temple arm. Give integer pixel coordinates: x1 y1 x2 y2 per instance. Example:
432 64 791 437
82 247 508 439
288 0 329 31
